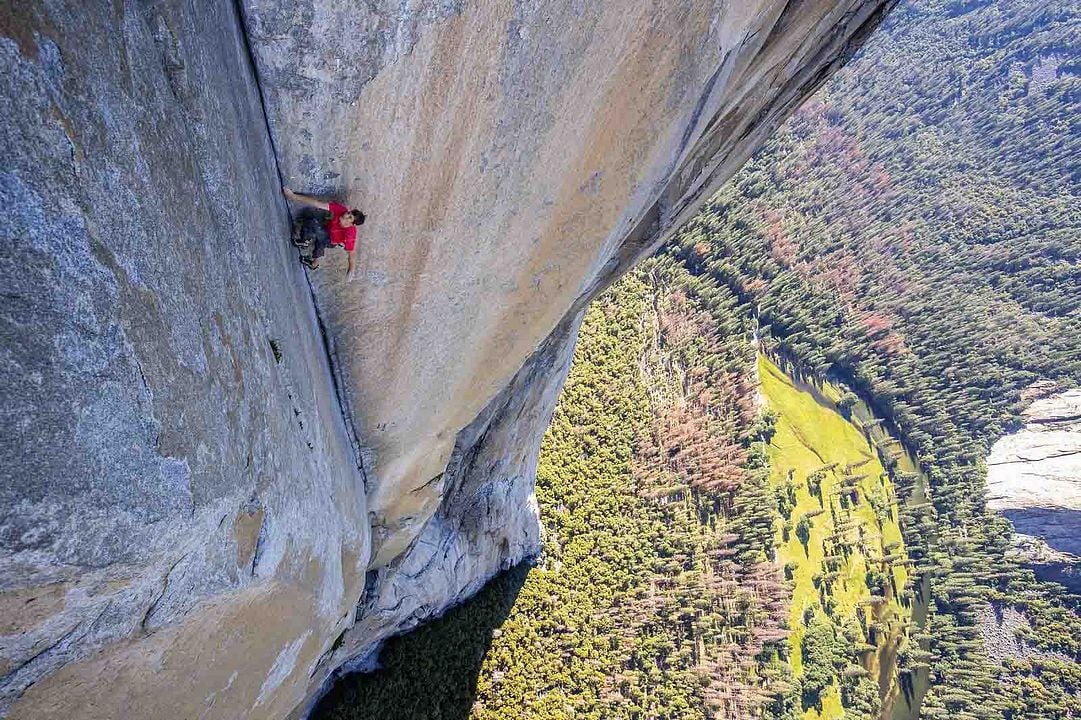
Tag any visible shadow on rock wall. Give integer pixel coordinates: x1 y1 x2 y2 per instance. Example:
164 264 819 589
1001 507 1081 558
312 562 531 720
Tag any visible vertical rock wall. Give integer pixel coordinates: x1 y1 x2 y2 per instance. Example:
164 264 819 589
241 0 896 571
1 0 895 717
294 311 585 715
1 2 365 718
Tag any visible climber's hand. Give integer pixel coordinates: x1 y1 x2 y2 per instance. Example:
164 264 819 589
282 186 294 198
346 268 356 283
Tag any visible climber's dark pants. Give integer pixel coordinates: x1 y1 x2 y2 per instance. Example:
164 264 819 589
296 210 331 259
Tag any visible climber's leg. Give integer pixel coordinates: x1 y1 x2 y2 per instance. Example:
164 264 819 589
290 217 304 247
302 231 330 269
294 210 321 245
295 209 329 267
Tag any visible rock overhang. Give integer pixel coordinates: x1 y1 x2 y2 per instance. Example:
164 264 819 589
241 0 898 570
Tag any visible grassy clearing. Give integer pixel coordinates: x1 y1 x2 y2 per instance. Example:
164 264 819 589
759 355 913 719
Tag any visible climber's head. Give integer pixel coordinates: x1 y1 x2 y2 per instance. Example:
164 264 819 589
339 209 366 228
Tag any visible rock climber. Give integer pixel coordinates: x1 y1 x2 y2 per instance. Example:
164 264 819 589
282 186 365 279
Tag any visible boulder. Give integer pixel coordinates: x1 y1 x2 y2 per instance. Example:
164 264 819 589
987 389 1081 593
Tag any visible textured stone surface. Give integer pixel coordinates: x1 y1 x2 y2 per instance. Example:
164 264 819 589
1 2 365 718
987 389 1081 592
242 0 897 569
291 310 584 716
2 0 895 717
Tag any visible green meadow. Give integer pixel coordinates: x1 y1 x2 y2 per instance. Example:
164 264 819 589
759 355 915 720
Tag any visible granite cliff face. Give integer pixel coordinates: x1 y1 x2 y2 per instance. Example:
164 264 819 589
241 0 897 570
1 3 365 718
1 1 894 717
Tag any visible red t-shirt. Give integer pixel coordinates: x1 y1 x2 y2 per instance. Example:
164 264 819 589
326 202 357 252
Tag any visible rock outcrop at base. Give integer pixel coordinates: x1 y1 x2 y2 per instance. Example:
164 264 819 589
1 1 894 717
987 389 1081 593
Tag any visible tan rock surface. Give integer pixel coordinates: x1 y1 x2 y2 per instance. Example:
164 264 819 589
244 0 897 568
987 389 1081 516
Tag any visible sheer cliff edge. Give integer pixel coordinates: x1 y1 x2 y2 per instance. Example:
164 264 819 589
0 1 893 718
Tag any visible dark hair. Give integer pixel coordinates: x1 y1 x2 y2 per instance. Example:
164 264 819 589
350 209 366 226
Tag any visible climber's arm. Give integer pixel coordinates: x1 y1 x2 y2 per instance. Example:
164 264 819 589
346 250 357 279
282 187 330 211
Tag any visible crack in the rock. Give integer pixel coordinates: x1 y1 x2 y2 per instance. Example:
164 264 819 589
2 600 110 692
0 620 79 687
1026 413 1081 426
988 449 1081 466
139 552 191 635
232 0 369 488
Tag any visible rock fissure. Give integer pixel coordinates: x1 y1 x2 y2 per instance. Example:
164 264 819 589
233 0 369 486
1027 413 1081 426
0 620 80 691
139 553 189 634
988 449 1081 466
305 282 369 483
231 0 286 191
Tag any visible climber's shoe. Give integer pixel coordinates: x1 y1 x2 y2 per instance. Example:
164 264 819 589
291 223 308 248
